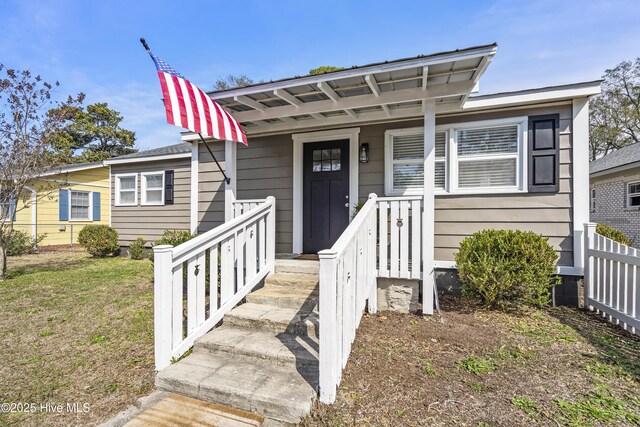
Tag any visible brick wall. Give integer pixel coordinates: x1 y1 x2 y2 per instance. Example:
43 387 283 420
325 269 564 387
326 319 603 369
590 173 640 245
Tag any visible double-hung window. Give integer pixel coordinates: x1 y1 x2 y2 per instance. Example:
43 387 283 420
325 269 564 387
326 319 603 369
142 172 164 205
385 128 447 195
116 174 137 206
385 117 526 195
590 188 596 212
455 123 520 190
70 190 91 220
628 182 640 207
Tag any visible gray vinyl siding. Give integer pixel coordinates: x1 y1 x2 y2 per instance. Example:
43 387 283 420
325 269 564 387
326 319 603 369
198 142 226 232
195 104 574 265
111 158 191 246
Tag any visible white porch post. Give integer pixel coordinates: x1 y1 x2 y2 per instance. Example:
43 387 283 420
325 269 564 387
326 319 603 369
572 98 590 272
422 99 436 316
224 140 237 222
190 142 199 234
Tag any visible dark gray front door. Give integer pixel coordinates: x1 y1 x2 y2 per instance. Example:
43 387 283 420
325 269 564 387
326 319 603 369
303 140 350 253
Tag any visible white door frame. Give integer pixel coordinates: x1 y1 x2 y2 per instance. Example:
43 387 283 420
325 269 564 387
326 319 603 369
292 127 360 254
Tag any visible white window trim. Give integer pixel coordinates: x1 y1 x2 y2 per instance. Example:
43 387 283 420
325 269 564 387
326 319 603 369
384 117 528 196
628 181 640 207
590 188 596 212
292 127 360 254
141 171 165 206
115 173 138 206
69 189 92 222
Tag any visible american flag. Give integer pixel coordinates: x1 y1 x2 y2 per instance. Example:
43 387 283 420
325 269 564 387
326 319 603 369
144 42 247 145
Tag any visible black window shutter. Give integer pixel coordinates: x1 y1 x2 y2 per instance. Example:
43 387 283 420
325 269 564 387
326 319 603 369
528 114 560 193
165 170 174 205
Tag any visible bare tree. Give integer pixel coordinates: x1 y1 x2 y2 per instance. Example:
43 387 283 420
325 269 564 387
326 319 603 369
590 58 640 160
212 74 260 91
0 65 82 278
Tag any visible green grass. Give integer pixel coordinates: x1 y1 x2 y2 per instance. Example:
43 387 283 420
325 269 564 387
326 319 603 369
457 356 496 375
0 252 154 426
511 396 539 419
554 384 640 426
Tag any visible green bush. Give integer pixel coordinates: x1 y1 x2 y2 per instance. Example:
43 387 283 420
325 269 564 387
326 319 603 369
150 230 197 262
77 225 120 257
596 223 631 246
129 237 147 260
6 230 47 256
455 229 561 310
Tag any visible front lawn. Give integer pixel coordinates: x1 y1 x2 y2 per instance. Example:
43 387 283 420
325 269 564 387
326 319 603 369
304 296 640 427
0 252 155 426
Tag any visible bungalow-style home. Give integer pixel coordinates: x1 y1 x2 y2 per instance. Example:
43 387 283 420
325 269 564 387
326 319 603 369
103 142 193 248
590 143 640 244
12 163 110 248
119 43 601 423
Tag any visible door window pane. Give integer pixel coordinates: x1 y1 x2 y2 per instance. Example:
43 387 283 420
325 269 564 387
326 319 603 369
312 148 341 172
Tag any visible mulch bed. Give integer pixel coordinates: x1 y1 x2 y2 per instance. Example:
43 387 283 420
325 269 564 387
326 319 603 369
303 295 640 426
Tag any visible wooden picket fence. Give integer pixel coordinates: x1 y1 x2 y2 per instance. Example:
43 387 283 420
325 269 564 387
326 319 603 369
584 223 640 335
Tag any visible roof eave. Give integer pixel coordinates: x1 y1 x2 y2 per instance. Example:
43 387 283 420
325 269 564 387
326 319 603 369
590 160 640 178
103 151 192 165
207 44 498 100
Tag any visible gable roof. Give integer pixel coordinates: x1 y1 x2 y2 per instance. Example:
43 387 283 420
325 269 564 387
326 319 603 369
103 142 192 165
590 143 640 176
39 161 105 177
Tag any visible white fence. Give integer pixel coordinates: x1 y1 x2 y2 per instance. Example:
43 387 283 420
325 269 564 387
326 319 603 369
153 197 276 370
232 199 267 217
584 223 640 335
376 196 422 280
318 193 378 404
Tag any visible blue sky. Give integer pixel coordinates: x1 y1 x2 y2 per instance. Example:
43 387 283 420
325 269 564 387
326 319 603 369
2 0 639 150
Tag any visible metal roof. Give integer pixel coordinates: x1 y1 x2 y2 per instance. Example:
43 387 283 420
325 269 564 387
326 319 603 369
184 43 498 138
590 143 640 176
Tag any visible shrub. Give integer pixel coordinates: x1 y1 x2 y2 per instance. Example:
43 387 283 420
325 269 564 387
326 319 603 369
6 230 47 256
596 223 631 246
150 230 197 262
455 229 561 310
129 237 147 260
77 225 120 257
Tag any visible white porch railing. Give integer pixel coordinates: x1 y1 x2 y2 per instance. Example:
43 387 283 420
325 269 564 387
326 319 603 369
376 196 422 280
153 196 276 370
584 223 640 335
232 198 267 217
319 193 378 404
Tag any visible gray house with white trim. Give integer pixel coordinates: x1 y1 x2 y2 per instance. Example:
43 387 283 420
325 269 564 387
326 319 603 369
110 43 602 423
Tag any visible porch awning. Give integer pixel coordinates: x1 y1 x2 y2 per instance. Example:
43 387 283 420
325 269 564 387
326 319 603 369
183 43 497 138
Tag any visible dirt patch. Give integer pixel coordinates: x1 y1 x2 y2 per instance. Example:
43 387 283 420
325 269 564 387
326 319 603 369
303 295 640 426
0 252 155 426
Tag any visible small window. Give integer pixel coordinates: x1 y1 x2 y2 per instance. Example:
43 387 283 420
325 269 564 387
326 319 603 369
142 172 164 205
116 174 137 206
313 148 341 172
456 125 519 189
628 182 640 207
590 188 596 212
70 190 90 220
385 128 447 195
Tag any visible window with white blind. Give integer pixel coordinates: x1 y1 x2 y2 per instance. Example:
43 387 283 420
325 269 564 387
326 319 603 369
115 174 137 206
142 171 164 205
628 182 640 207
385 128 447 195
384 117 527 195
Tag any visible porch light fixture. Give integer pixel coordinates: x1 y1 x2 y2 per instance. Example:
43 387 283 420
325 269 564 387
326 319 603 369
359 143 369 163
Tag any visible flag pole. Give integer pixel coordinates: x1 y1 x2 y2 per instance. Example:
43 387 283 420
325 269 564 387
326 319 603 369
198 133 232 185
140 37 231 185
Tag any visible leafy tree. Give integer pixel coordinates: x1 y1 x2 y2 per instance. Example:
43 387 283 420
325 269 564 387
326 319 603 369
212 74 259 91
590 58 640 160
309 66 343 75
0 65 82 278
50 102 136 163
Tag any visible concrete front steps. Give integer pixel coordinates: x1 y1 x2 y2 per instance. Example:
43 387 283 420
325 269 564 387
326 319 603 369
156 259 320 425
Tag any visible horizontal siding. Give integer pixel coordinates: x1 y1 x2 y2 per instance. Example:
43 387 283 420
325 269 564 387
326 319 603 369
111 158 190 246
193 105 575 263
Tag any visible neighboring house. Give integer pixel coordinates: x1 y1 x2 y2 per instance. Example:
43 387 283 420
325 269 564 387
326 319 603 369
590 143 640 244
12 163 110 248
145 43 602 422
103 143 192 246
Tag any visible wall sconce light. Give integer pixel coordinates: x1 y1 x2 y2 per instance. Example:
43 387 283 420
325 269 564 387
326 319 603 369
359 143 369 163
